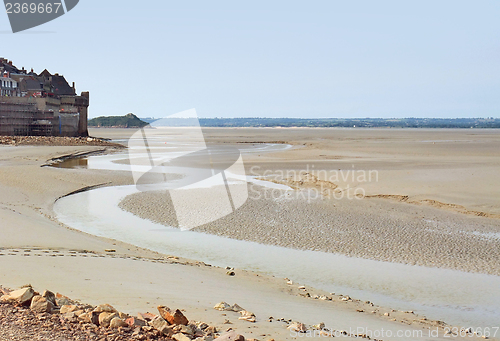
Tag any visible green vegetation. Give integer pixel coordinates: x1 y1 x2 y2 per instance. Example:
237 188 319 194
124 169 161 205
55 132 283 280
88 114 148 128
195 117 500 128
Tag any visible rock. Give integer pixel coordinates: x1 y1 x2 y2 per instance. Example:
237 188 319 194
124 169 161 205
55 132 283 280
30 295 55 314
173 333 192 341
298 286 306 290
78 312 92 323
226 271 235 276
230 304 244 312
62 311 76 318
0 286 11 296
7 287 35 305
238 310 256 323
138 312 157 321
205 326 217 336
55 293 72 306
194 337 214 341
287 322 307 332
118 311 129 319
175 324 195 335
73 309 84 316
215 331 245 341
158 306 189 325
196 322 209 330
95 303 118 313
214 302 231 311
0 295 12 303
312 322 325 330
90 311 100 325
41 290 57 306
99 312 119 328
60 305 78 314
56 297 71 306
110 317 128 328
151 316 173 336
77 311 99 324
126 316 147 327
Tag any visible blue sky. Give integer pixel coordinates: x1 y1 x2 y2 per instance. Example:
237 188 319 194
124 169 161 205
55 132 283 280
1 1 499 118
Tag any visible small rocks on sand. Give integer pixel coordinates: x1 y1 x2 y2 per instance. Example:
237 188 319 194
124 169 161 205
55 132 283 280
287 322 307 332
0 284 256 341
238 311 256 323
214 302 245 313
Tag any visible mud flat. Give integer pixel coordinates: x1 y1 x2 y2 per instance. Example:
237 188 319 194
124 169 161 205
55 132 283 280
0 128 499 340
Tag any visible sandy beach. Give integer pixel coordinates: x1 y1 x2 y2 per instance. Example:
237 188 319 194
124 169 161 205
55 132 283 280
1 128 499 340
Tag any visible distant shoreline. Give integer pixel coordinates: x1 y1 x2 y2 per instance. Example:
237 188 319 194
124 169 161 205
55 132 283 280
91 117 500 129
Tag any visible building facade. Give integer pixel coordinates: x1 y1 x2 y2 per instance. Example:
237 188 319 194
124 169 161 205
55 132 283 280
1 71 20 97
0 58 89 136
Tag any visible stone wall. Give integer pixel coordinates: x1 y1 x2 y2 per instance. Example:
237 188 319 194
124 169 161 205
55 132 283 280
0 94 88 136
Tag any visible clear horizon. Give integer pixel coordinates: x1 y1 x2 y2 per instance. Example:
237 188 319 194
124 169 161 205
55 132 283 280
2 0 499 119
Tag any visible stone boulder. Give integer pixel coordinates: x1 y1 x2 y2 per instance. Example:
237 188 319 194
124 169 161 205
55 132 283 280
95 304 118 313
110 317 128 328
173 333 192 341
4 287 35 305
213 302 230 311
30 295 55 314
125 316 147 327
41 290 57 306
158 306 189 325
60 305 78 314
99 312 119 328
151 316 174 336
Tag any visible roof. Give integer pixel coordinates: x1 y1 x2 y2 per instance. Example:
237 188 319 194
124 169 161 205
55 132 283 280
51 74 75 95
0 61 20 74
39 69 52 78
21 77 43 91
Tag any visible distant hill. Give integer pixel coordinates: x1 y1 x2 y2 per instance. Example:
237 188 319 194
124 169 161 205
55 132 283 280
88 114 149 128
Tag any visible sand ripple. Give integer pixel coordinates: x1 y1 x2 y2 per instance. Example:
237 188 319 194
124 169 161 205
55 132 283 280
119 185 500 276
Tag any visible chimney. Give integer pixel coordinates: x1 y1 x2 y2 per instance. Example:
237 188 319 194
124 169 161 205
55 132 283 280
8 60 12 66
72 82 75 92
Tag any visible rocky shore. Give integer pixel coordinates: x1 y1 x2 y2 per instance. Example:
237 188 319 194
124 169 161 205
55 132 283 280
0 135 124 147
0 285 252 341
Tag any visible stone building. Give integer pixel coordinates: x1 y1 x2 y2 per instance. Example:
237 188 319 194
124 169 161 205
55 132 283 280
0 58 89 136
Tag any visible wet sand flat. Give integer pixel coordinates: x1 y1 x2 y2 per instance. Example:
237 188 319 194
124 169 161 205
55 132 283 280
1 128 499 340
119 128 500 275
